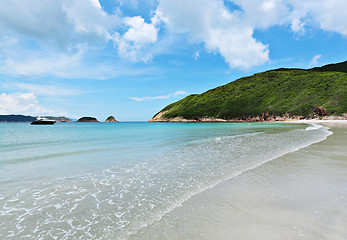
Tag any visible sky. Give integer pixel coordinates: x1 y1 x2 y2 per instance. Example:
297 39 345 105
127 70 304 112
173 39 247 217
0 0 346 121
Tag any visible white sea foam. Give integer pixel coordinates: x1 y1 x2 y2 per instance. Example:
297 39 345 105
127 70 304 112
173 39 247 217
306 123 323 131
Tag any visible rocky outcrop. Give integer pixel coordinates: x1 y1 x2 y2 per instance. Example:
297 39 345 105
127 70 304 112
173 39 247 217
313 106 329 116
105 116 118 122
148 112 347 122
77 117 99 122
148 111 169 122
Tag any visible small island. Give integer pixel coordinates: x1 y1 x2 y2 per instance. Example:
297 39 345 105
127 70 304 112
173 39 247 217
77 117 99 122
105 116 118 122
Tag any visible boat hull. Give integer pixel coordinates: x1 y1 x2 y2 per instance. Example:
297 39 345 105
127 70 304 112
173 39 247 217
30 120 56 125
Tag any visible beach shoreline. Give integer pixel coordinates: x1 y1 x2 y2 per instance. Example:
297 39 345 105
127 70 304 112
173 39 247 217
281 119 347 124
148 115 347 123
131 122 347 239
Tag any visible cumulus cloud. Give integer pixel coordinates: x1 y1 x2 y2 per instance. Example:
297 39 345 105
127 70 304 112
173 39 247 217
114 16 159 62
128 91 187 101
63 0 120 40
153 0 347 69
231 0 347 36
0 0 347 77
288 0 347 37
0 0 160 76
0 0 120 47
0 92 53 115
154 0 270 69
0 0 124 78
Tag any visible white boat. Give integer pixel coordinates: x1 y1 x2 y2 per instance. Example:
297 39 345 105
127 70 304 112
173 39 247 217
30 117 56 125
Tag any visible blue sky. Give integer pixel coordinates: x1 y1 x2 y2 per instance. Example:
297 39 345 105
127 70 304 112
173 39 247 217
0 0 346 121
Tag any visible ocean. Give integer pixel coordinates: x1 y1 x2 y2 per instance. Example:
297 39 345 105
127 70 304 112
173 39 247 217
0 122 332 239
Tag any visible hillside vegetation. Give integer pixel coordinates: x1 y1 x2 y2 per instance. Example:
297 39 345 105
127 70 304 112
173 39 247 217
151 61 347 121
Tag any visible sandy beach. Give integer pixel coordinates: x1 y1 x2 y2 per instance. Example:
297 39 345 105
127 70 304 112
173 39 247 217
131 121 347 240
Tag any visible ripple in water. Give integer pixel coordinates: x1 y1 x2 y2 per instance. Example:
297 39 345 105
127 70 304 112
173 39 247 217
0 124 331 239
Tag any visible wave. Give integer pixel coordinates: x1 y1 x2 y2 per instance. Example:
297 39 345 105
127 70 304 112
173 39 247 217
128 126 333 237
306 123 323 131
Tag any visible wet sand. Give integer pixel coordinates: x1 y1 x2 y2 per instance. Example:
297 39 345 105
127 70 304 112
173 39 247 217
131 122 347 239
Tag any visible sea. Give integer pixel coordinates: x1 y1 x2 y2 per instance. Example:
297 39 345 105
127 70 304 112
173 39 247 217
0 122 332 239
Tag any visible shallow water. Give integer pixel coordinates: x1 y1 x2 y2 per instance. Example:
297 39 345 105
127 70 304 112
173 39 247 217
0 122 331 239
131 125 346 240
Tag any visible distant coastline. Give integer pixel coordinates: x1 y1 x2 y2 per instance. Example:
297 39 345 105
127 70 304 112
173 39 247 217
0 114 36 122
0 115 120 123
0 115 72 122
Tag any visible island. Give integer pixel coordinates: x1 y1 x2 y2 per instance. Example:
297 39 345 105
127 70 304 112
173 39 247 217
105 116 118 122
77 117 99 122
149 61 347 122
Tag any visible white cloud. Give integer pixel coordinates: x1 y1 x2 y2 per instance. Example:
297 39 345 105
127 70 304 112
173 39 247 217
0 0 120 46
0 0 160 75
3 46 84 77
288 0 347 37
230 0 347 36
123 16 158 44
0 0 347 77
0 0 125 78
11 83 80 97
0 92 53 115
310 54 322 65
114 16 159 62
154 0 270 69
128 91 187 101
63 0 120 40
0 42 156 79
153 0 347 69
291 18 305 33
231 0 290 29
89 0 102 9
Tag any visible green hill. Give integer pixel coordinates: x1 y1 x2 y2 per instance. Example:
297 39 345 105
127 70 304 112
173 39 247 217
150 61 347 122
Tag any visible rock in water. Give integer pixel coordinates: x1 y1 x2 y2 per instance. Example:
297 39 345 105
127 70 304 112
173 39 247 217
77 117 99 122
105 116 118 122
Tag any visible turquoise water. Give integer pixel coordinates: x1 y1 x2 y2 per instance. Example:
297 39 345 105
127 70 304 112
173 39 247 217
0 122 331 239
